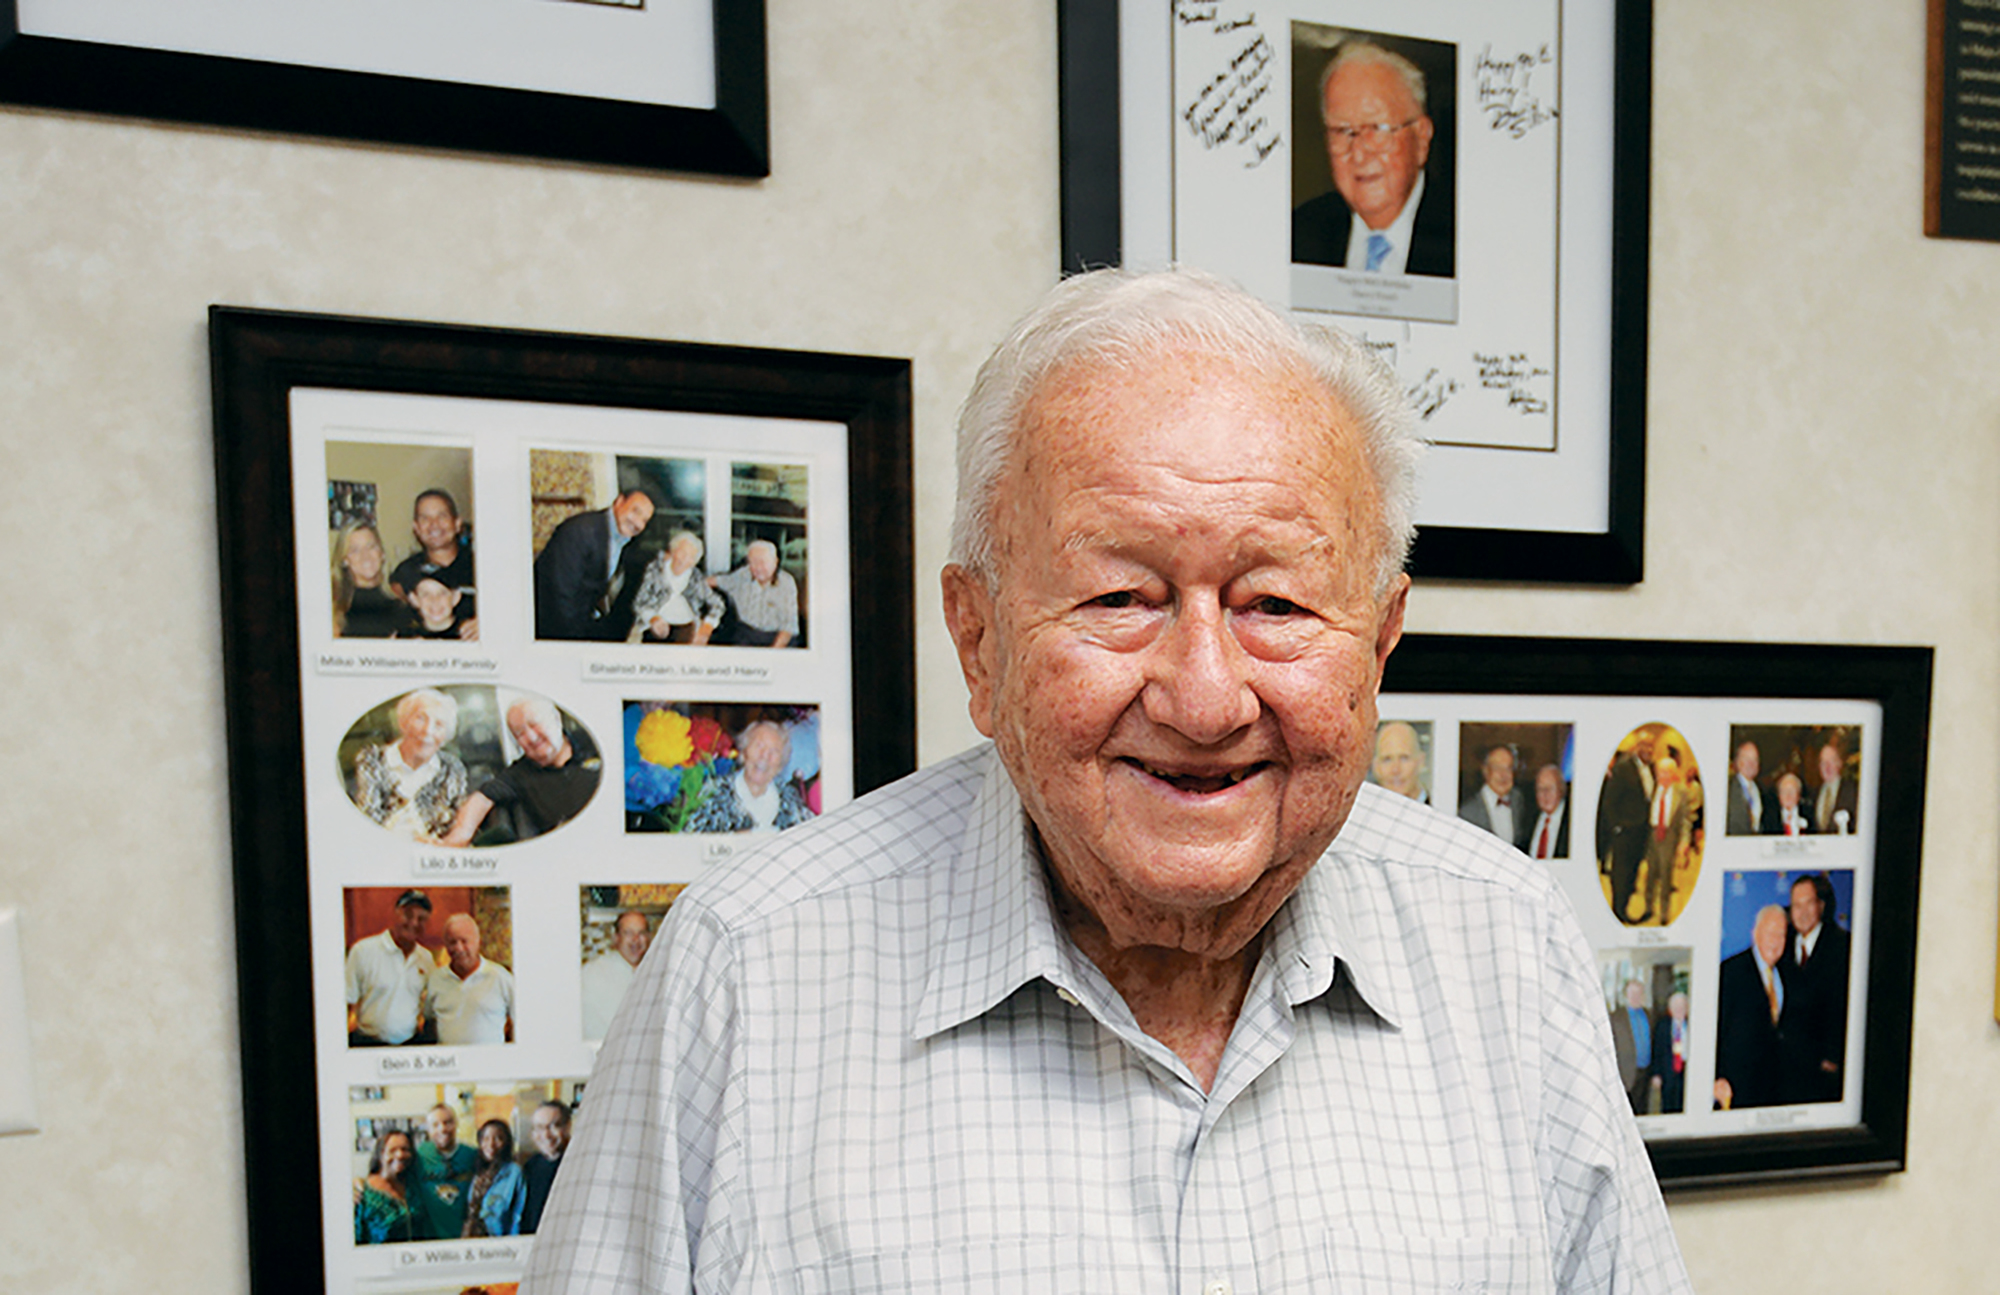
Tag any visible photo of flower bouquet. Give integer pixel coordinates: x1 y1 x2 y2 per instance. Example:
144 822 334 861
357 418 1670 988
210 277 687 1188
624 700 822 835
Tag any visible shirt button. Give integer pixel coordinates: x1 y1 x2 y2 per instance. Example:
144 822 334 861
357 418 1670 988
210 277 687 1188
1203 1281 1234 1295
1055 987 1081 1007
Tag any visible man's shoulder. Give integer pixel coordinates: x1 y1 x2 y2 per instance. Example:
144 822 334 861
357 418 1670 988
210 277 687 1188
1338 782 1558 899
676 746 993 932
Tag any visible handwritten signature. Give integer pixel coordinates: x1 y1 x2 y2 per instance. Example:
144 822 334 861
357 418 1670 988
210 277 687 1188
1180 24 1282 166
1406 368 1460 421
1473 351 1552 416
1475 43 1559 138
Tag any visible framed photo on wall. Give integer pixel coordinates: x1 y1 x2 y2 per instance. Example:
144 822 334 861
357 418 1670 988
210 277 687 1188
1380 633 1931 1188
210 307 911 1291
1058 0 1652 583
0 0 767 176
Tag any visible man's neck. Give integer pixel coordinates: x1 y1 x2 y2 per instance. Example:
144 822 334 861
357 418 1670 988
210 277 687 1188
424 541 458 565
1064 922 1259 1095
452 957 481 979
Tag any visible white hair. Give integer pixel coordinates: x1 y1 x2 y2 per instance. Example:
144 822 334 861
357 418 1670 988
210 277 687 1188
668 531 704 560
395 688 459 742
947 266 1424 595
744 539 778 561
506 695 560 736
1319 41 1428 119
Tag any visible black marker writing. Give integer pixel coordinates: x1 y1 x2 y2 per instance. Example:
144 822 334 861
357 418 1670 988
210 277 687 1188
1475 43 1559 138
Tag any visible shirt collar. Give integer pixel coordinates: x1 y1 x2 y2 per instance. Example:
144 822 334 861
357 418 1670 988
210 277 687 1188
911 753 1409 1040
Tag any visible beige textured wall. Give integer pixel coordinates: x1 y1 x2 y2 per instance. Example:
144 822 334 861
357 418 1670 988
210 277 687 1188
0 1 1995 1291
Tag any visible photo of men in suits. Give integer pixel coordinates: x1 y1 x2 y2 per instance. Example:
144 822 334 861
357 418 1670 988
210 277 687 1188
1456 721 1573 854
1595 724 1703 926
1713 870 1856 1109
1596 950 1691 1119
1727 724 1863 837
1290 30 1456 277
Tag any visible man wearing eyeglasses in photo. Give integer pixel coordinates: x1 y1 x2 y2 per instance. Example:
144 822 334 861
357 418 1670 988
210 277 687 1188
1292 40 1455 278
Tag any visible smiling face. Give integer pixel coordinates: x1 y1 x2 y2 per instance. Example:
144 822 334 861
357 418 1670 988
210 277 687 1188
1777 772 1803 809
426 1106 458 1154
739 723 791 797
1734 741 1760 781
1323 59 1434 231
1482 747 1516 797
342 527 385 587
747 542 779 585
943 347 1407 958
1819 744 1843 784
1534 765 1563 813
478 1121 508 1162
1370 721 1425 798
508 705 570 769
1790 877 1824 936
412 493 459 557
613 911 652 966
380 1131 414 1180
443 914 481 979
410 577 460 630
1753 906 1789 965
531 1105 570 1158
612 491 655 539
398 698 452 764
389 901 428 955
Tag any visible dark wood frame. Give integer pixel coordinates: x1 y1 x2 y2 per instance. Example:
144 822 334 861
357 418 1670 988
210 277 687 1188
1057 0 1653 584
0 0 768 177
1383 633 1932 1189
209 307 912 1289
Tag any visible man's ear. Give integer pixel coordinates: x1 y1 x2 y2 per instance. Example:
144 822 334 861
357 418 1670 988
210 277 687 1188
1372 573 1410 681
941 564 999 738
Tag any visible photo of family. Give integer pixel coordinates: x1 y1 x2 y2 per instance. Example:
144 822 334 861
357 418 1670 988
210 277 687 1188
326 440 478 640
349 1080 582 1245
343 887 513 1049
530 450 808 647
336 685 602 846
578 885 686 1041
623 701 821 835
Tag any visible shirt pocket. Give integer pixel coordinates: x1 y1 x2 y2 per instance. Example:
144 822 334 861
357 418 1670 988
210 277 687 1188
795 1239 1104 1295
1321 1230 1550 1294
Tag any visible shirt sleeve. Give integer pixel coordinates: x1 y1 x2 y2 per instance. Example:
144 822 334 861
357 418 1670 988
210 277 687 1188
1537 912 1692 1294
520 901 745 1294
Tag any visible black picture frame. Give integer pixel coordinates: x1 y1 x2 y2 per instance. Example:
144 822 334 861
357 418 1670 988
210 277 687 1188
0 0 768 177
1382 633 1931 1189
210 307 911 1290
1057 0 1653 584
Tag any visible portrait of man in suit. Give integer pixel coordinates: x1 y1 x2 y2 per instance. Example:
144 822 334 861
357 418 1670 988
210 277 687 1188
1813 742 1859 834
1610 979 1654 1115
1525 762 1569 860
1725 737 1776 835
1292 37 1456 277
1714 905 1791 1110
1777 872 1851 1104
534 487 656 641
1650 992 1690 1114
1367 718 1431 803
1458 742 1529 849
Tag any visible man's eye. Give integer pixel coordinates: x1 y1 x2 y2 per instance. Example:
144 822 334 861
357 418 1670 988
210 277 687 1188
1090 590 1138 609
1248 596 1303 616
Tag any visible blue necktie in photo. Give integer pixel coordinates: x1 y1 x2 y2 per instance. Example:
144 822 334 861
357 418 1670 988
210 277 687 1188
1365 232 1392 271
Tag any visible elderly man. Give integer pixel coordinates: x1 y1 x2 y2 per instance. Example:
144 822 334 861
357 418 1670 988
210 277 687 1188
1458 743 1529 848
1610 980 1654 1115
1597 731 1657 923
1814 742 1858 834
1526 762 1569 860
580 910 653 1041
440 697 601 847
1771 770 1812 836
1650 991 1691 1114
521 1101 573 1235
423 914 513 1045
1292 42 1453 276
1368 718 1427 801
1642 753 1698 925
343 889 432 1047
1715 905 1791 1110
631 531 727 644
390 488 478 639
710 539 801 647
1726 739 1774 835
534 487 656 640
524 269 1686 1292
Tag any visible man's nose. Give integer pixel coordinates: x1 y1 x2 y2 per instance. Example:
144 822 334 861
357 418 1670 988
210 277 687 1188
1140 601 1259 743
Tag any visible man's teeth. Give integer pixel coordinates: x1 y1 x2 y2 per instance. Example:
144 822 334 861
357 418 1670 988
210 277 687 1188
1139 763 1254 789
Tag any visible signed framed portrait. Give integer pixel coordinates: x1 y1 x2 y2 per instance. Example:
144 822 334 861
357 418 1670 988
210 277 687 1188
0 0 767 176
1381 634 1931 1188
210 308 911 1291
1058 0 1651 583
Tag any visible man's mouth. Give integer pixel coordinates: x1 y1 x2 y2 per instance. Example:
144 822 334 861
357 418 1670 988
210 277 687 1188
1128 759 1266 795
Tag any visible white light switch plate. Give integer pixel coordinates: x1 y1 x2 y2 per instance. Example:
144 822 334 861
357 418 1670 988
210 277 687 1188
0 907 40 1135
